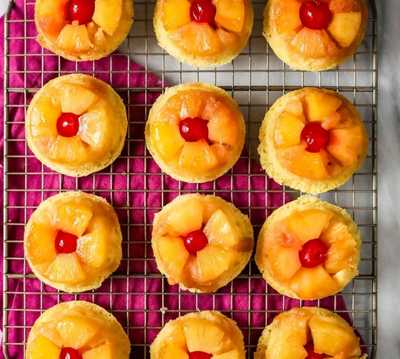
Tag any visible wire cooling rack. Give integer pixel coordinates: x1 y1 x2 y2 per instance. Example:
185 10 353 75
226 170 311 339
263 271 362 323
2 0 377 358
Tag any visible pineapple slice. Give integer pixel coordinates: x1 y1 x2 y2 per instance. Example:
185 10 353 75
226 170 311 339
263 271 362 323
27 222 57 265
328 12 362 48
153 122 185 160
322 220 351 245
216 29 239 48
78 106 109 149
304 91 342 122
161 345 189 359
291 28 338 58
56 316 98 349
57 24 93 53
163 0 191 31
179 141 220 173
183 318 226 353
31 96 61 139
273 0 302 36
154 236 190 280
46 253 86 284
267 244 301 281
274 112 305 148
180 92 206 119
83 342 113 359
203 209 240 248
28 335 61 359
213 350 240 359
93 0 123 36
325 239 356 274
214 0 245 33
36 0 69 39
207 106 239 147
60 83 98 115
289 266 340 299
77 231 108 269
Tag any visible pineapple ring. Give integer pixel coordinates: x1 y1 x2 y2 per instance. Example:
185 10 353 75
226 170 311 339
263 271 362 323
35 0 134 61
24 192 123 293
26 301 131 359
151 311 246 359
263 0 368 71
146 83 246 183
255 196 361 300
154 0 254 67
255 307 366 359
258 88 368 194
26 74 127 177
152 194 254 293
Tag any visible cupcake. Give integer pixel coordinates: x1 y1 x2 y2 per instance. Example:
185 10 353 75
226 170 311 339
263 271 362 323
154 0 253 67
35 0 134 61
255 196 361 300
255 307 366 359
258 88 368 194
263 0 368 71
152 194 254 292
151 311 245 359
25 192 122 293
146 83 246 183
26 74 127 177
26 301 130 359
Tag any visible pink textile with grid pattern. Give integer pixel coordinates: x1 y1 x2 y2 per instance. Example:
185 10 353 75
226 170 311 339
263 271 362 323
0 1 357 358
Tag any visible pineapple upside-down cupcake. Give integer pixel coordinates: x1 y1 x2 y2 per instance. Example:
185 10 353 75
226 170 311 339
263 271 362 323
154 0 254 67
35 0 134 61
255 307 366 359
26 301 131 359
26 74 127 177
151 311 245 359
264 0 368 71
255 196 361 300
258 88 368 194
146 83 246 183
25 192 122 293
151 194 254 293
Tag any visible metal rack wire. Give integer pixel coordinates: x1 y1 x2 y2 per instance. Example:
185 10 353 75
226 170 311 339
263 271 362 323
2 0 377 358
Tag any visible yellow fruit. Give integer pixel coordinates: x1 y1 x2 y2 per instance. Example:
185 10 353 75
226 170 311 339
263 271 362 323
304 91 342 122
83 342 113 359
215 0 245 33
325 239 356 274
207 106 239 147
291 28 338 58
60 83 98 115
56 316 98 349
46 253 86 284
273 0 302 35
77 232 107 269
203 209 240 248
31 96 60 138
328 12 362 48
161 345 189 359
93 0 123 36
36 0 69 39
179 141 220 173
152 122 185 160
163 0 191 31
274 112 305 148
49 136 90 164
78 105 109 149
216 29 239 48
28 335 61 359
52 202 93 237
322 220 351 245
268 244 301 281
180 92 206 119
27 222 57 265
213 350 240 359
329 0 362 13
56 24 93 53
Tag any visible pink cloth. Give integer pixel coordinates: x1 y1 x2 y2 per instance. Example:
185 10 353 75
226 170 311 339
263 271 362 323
1 1 361 358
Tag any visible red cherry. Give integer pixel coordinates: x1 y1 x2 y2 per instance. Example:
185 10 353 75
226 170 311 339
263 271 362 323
301 122 330 153
183 230 209 255
179 117 209 142
67 0 95 25
305 343 326 359
57 113 80 138
300 0 333 30
55 231 78 254
60 347 82 359
189 352 212 359
190 0 217 26
299 239 329 268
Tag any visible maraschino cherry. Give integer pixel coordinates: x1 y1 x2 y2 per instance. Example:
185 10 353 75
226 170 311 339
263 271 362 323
60 347 82 359
183 230 208 255
300 0 333 30
305 343 326 359
299 239 329 268
57 113 80 138
301 122 330 153
179 117 209 142
190 0 217 26
189 351 212 359
55 231 78 254
67 0 95 25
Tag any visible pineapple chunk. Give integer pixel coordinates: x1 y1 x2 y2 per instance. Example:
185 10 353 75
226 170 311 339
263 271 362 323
325 239 356 274
268 244 301 281
213 350 240 359
155 236 190 279
153 122 185 160
322 220 351 245
274 112 305 148
49 136 89 164
179 141 219 173
27 222 57 265
36 0 68 39
328 12 362 48
285 209 333 244
309 315 361 357
60 83 98 115
304 91 342 122
210 143 230 165
291 28 338 58
83 342 113 359
46 253 86 284
183 318 225 353
207 106 239 147
57 24 93 53
93 0 123 36
57 316 98 349
289 266 340 299
161 344 189 359
203 209 240 248
77 233 107 269
216 28 239 48
52 202 93 237
273 0 302 35
28 335 61 359
180 92 206 119
78 106 109 149
329 0 361 13
32 95 61 138
214 0 245 33
163 0 191 31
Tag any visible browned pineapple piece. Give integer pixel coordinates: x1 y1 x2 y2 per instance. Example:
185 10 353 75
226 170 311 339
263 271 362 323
304 91 343 122
93 0 123 36
325 239 357 274
207 105 239 147
53 201 93 237
180 92 206 119
36 0 69 39
268 244 301 281
179 141 220 173
322 220 351 245
274 112 305 148
60 83 98 115
46 253 86 284
28 335 61 359
214 0 246 33
77 224 108 269
163 0 191 31
27 222 57 265
210 143 230 165
329 0 362 13
31 96 61 139
56 316 98 349
328 12 362 48
273 0 302 35
203 209 240 248
57 24 93 53
291 28 338 58
216 29 239 48
152 122 185 160
49 136 89 165
83 342 113 359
